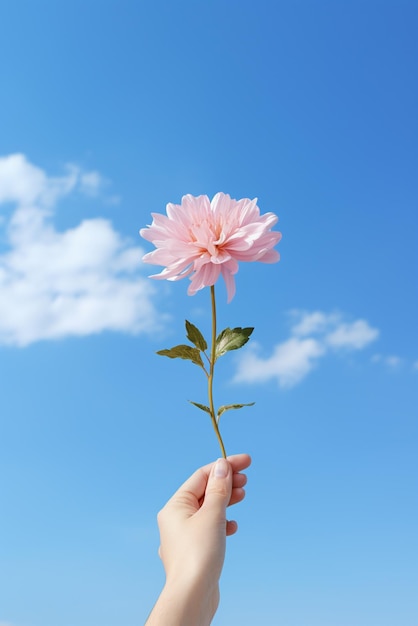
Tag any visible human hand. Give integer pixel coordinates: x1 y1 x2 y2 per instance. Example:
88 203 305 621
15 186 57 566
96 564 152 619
146 453 251 626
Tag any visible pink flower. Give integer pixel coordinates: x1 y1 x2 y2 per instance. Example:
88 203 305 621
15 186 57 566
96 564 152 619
140 192 282 302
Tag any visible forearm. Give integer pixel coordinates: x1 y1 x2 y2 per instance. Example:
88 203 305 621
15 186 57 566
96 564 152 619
145 580 219 626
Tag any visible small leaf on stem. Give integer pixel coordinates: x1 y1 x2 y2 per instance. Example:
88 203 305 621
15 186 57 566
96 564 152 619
157 345 205 369
217 402 255 421
215 327 254 359
189 401 211 414
185 320 208 352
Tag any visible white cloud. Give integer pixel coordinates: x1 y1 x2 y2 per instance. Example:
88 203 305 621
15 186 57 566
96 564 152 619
234 310 379 388
234 337 325 388
0 153 78 209
325 319 379 349
290 310 339 336
0 153 162 347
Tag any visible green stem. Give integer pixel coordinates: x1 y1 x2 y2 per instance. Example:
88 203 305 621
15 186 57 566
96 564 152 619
208 285 227 458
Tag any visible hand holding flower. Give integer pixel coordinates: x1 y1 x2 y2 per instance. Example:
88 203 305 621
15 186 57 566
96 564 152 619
145 453 251 626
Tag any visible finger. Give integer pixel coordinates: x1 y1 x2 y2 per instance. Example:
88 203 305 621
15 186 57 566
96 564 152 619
171 466 212 506
202 458 233 513
197 453 251 481
226 520 238 536
195 473 246 508
228 486 246 507
232 472 247 489
167 454 251 516
226 453 252 473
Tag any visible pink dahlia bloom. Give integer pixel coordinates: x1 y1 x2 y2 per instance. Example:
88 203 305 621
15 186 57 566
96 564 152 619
140 192 282 302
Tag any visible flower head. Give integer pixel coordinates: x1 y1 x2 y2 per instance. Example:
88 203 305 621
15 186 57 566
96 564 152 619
140 192 281 302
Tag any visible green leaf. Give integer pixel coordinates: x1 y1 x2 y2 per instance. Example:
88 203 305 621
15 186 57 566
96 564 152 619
156 344 204 369
215 327 254 359
189 401 211 415
217 402 255 420
185 320 208 352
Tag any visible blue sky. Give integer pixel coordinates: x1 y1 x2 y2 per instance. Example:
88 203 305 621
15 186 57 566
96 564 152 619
0 1 417 625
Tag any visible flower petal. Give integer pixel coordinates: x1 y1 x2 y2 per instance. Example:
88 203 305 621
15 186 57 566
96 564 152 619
140 192 281 300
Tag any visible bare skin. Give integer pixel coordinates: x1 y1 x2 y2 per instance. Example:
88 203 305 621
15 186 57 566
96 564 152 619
145 453 251 626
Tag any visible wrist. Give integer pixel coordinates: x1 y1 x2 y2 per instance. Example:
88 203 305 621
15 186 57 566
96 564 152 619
146 577 219 626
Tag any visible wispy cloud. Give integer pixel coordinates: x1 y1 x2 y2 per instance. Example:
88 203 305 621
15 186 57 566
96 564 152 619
79 170 107 197
371 353 416 371
0 153 161 347
234 310 379 388
371 354 403 369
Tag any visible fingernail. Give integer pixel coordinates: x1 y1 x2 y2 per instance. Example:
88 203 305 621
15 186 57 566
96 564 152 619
214 458 229 478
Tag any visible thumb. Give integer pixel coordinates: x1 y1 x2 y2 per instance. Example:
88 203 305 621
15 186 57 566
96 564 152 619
202 458 232 516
